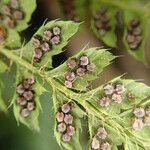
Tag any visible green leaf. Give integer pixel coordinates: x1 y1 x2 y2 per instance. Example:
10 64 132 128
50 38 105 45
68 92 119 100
124 139 144 150
86 77 150 150
88 114 124 150
21 20 80 69
0 0 36 48
79 77 122 118
0 0 36 31
5 29 21 48
117 107 150 150
123 10 148 64
48 48 116 91
121 79 150 110
84 77 150 119
90 0 117 47
12 66 45 131
0 60 8 73
116 99 150 149
52 90 83 150
16 0 37 32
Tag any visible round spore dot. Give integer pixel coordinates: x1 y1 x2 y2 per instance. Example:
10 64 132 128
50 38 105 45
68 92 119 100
112 93 122 104
129 42 138 49
127 34 135 43
13 10 23 20
34 48 43 59
62 133 71 143
27 77 35 85
58 122 67 133
64 80 72 89
64 114 73 124
65 72 76 81
27 102 35 111
132 118 144 131
100 97 110 107
67 59 77 69
56 112 64 123
115 84 126 95
17 97 27 106
97 127 108 139
91 137 100 150
101 142 111 150
80 56 89 66
50 36 60 45
76 67 86 76
99 29 106 36
95 20 103 29
103 84 114 95
99 7 107 15
43 30 52 41
10 0 19 9
87 63 96 72
23 91 34 101
128 92 135 101
132 27 141 36
67 125 75 136
2 5 11 16
16 84 25 95
131 18 139 27
53 26 61 35
101 15 109 24
133 107 145 118
134 36 142 45
41 42 50 52
4 17 16 28
20 108 30 118
61 103 71 114
32 37 41 48
22 79 32 89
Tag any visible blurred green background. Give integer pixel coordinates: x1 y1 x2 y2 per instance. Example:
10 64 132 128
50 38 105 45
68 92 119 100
0 65 60 150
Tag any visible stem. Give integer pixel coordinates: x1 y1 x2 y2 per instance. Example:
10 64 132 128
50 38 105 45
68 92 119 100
0 48 147 147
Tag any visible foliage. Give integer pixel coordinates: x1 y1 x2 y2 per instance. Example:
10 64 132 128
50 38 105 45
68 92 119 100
0 0 150 150
60 0 150 64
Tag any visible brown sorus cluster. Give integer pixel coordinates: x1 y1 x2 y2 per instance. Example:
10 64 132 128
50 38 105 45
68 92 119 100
127 92 136 101
65 56 96 89
0 26 7 44
91 127 111 150
100 83 126 107
94 7 111 36
60 0 80 22
32 26 61 62
0 0 24 28
56 102 75 143
126 18 142 50
16 77 36 118
132 107 150 131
